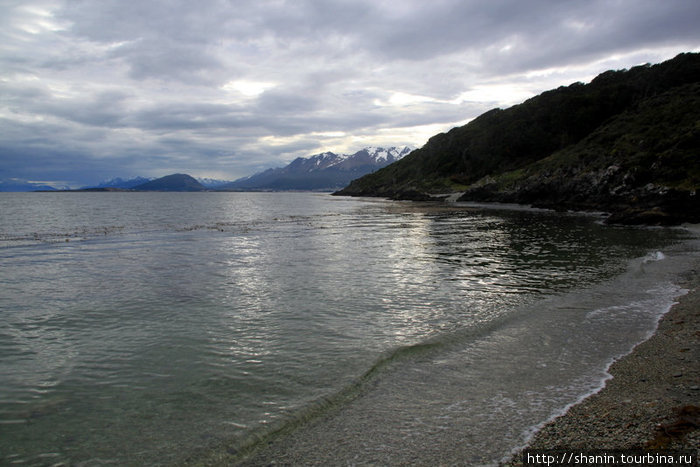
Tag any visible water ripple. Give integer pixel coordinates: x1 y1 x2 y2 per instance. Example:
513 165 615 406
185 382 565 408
0 192 693 465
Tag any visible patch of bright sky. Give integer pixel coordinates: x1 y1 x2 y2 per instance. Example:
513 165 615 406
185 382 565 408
315 121 466 155
222 80 277 97
454 84 535 105
257 130 343 148
563 19 593 33
15 4 68 34
385 91 439 107
377 120 472 144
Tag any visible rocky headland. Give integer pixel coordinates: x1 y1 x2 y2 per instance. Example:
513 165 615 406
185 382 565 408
335 53 700 225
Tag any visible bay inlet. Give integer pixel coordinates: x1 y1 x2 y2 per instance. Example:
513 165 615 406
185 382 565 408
0 192 696 465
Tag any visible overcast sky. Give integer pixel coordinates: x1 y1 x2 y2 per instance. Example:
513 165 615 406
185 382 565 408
1 0 699 187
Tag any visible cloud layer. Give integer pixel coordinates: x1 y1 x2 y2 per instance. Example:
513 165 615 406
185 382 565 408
1 0 699 186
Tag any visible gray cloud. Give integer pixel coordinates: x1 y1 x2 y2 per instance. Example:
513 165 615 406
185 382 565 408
1 0 699 187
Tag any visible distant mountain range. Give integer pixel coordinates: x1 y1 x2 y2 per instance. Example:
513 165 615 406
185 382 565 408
84 176 230 190
221 146 413 191
0 146 413 192
0 179 67 192
0 175 227 192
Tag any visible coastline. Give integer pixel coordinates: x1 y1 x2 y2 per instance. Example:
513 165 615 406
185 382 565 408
505 266 699 465
206 264 699 467
196 273 698 466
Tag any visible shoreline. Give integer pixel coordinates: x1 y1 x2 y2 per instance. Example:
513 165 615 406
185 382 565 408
505 267 699 465
195 250 700 466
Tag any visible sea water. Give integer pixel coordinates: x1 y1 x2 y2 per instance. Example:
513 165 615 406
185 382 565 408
0 192 696 465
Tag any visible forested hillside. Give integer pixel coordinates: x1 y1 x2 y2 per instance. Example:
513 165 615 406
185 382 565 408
336 53 700 224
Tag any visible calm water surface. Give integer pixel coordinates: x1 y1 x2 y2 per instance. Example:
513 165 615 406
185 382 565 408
0 192 696 465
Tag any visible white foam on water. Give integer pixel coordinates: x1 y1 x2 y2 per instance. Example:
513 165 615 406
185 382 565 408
643 250 666 262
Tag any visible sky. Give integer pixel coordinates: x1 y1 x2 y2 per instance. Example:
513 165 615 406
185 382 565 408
1 0 699 188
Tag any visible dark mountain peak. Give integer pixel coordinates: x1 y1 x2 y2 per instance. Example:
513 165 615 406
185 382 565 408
133 173 206 191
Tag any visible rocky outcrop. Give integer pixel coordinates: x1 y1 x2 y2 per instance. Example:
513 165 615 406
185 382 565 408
456 82 700 225
460 169 698 225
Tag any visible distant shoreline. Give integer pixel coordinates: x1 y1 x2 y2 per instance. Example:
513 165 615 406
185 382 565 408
23 188 337 193
14 189 693 226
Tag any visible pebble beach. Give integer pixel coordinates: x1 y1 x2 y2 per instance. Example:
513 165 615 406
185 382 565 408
504 265 699 465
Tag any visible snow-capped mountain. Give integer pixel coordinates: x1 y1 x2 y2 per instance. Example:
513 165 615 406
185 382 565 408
222 146 413 191
283 146 412 173
196 177 233 188
85 176 153 189
346 146 413 165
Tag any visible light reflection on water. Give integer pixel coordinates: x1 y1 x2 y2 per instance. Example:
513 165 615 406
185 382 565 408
0 192 694 465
